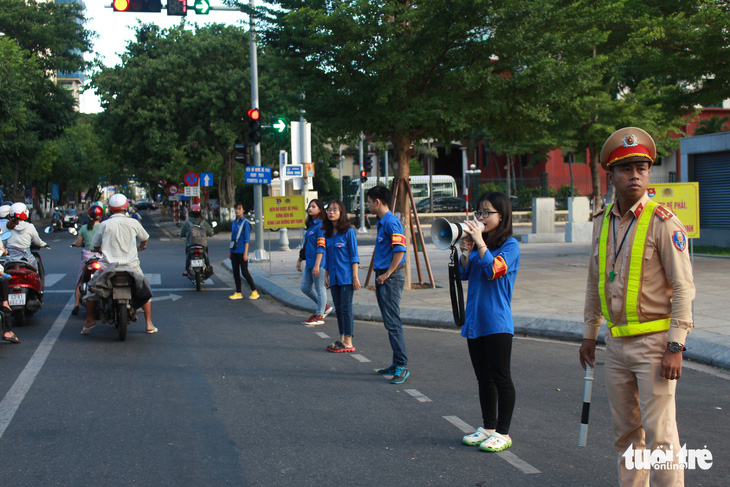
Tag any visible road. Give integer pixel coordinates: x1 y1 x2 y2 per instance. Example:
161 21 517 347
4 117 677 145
0 220 727 486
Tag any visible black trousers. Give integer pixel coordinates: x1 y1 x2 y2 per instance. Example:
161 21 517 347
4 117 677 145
1 278 12 333
467 333 516 435
230 253 256 293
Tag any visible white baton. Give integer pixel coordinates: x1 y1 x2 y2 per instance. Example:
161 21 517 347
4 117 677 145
578 364 594 447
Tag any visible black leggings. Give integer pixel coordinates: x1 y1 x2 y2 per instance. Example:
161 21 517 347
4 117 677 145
1 278 11 333
467 333 516 435
230 253 256 293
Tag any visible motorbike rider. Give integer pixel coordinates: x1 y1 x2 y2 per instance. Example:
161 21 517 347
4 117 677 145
0 202 12 233
0 261 20 344
70 205 104 315
178 203 214 276
5 202 49 272
82 194 158 335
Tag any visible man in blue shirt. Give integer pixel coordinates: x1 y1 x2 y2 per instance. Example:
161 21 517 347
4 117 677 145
367 185 409 384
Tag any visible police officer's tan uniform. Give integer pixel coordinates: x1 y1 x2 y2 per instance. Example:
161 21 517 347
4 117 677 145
583 127 695 486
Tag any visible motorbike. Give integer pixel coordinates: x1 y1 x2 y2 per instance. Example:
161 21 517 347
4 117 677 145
97 269 138 342
79 255 102 308
1 244 47 327
186 245 213 292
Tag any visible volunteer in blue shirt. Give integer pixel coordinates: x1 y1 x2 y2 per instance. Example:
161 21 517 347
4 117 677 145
322 200 361 352
296 199 332 325
229 203 259 300
367 185 409 384
458 192 520 453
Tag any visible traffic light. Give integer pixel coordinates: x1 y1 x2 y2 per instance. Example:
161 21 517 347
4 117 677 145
360 170 368 183
364 155 373 173
167 0 187 16
234 143 249 166
248 108 262 144
379 157 386 175
112 0 162 12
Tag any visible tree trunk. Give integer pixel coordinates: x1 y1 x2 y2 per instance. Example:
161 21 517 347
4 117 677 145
392 130 412 291
590 147 602 217
219 152 236 221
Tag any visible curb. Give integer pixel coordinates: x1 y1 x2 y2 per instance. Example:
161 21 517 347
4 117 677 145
220 260 729 370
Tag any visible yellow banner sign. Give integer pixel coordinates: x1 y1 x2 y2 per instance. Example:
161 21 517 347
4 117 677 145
647 182 700 238
263 195 306 229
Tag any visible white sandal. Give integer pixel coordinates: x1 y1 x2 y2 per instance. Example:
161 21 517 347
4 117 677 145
462 427 495 446
479 432 512 452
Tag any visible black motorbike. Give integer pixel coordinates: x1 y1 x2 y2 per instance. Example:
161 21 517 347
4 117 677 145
99 270 137 341
186 245 213 292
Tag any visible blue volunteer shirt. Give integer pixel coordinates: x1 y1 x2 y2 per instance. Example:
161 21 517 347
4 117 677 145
373 211 406 270
230 217 251 254
303 219 326 269
460 237 520 338
322 227 360 285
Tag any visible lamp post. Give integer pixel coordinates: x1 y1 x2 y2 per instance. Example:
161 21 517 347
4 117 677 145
465 164 482 214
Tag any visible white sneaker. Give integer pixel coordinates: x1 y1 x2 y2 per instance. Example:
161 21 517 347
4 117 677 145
462 427 494 446
323 305 334 317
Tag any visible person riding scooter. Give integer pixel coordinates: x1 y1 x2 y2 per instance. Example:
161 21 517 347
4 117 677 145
71 205 104 315
82 194 157 335
5 202 49 272
178 203 214 276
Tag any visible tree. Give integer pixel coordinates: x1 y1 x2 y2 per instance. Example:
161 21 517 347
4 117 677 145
694 115 730 135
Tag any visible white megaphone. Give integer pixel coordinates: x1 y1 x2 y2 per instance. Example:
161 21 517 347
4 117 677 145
431 217 469 250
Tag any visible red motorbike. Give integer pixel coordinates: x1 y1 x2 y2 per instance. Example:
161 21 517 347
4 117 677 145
79 255 102 307
3 248 46 327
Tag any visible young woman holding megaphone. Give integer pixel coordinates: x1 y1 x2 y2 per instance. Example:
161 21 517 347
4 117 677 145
457 192 520 453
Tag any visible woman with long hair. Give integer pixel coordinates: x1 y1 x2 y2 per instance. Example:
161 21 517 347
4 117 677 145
297 199 332 325
322 200 360 352
459 192 520 452
71 205 104 315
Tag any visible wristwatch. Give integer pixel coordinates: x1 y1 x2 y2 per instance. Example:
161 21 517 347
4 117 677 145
667 342 684 353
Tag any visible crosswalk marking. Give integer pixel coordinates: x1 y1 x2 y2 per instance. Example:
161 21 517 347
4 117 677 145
314 332 330 339
44 274 66 287
350 354 371 363
404 389 432 402
146 273 161 285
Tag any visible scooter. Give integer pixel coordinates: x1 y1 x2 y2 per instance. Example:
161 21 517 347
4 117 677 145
1 244 47 327
186 245 213 292
98 270 137 342
79 255 102 307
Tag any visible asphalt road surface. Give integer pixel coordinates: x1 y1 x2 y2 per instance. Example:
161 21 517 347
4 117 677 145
0 221 727 487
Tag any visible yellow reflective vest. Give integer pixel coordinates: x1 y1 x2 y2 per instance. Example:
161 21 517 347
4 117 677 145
598 200 671 337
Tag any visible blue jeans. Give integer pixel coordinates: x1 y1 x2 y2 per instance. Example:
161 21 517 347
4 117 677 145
301 267 326 315
330 284 354 337
375 268 407 366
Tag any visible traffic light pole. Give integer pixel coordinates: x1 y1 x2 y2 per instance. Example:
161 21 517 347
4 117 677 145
358 133 367 234
249 0 267 261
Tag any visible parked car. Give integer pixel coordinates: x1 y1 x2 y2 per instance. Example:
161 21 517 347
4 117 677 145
416 196 472 213
135 200 154 210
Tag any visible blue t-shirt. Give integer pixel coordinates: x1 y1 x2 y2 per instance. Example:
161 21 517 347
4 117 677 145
322 227 360 286
230 218 251 254
460 237 520 338
373 211 406 270
303 219 326 269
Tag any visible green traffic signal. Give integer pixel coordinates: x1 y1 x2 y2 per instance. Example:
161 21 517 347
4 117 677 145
271 117 287 133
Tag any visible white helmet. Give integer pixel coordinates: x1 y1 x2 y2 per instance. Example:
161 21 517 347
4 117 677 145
108 193 129 211
0 204 11 219
9 202 29 221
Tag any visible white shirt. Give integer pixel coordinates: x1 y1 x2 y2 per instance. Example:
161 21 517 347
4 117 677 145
6 221 46 249
92 213 150 271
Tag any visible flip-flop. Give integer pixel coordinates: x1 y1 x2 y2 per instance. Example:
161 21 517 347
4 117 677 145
327 341 356 353
81 324 96 335
2 333 20 344
146 326 159 334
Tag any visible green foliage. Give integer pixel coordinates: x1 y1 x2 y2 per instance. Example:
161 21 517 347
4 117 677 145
694 115 730 135
408 159 424 176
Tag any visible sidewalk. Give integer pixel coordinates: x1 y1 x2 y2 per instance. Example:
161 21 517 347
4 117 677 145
152 213 730 370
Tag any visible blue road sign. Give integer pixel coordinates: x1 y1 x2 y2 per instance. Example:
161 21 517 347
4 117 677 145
245 166 272 185
200 173 214 187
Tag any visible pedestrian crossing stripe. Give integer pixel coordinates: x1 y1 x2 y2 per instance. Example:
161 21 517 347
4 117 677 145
45 274 65 287
147 273 161 285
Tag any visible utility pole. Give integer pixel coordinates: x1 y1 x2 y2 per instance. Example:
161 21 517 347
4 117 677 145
249 0 267 261
358 133 367 233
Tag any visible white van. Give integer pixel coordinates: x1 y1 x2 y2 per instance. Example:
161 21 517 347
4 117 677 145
347 175 458 211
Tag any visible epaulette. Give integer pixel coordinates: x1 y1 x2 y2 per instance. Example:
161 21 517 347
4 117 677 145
654 204 674 221
592 208 606 219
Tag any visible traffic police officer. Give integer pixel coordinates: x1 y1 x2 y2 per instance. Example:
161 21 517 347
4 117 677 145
579 127 695 486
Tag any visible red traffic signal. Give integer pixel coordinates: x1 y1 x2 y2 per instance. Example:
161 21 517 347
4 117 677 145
247 108 261 121
360 170 368 183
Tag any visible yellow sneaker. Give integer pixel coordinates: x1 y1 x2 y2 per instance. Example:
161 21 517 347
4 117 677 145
248 290 260 300
229 292 243 300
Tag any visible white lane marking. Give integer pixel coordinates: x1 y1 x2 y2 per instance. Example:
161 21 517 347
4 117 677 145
44 287 232 294
314 332 330 339
149 293 182 302
404 389 432 402
160 238 171 241
351 354 371 363
442 416 541 475
0 295 74 440
147 273 161 285
44 274 65 287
